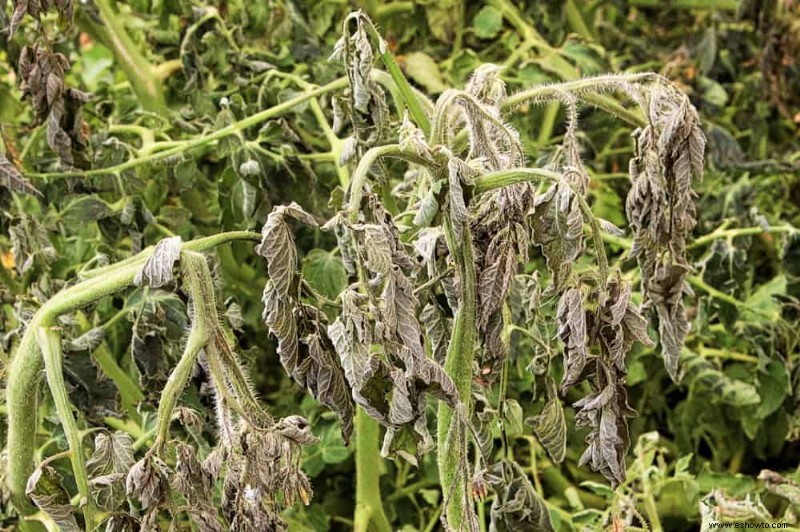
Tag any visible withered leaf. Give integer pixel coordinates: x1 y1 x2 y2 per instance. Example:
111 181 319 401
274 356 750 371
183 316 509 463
86 431 135 511
63 326 105 353
0 154 41 196
421 301 449 365
447 157 471 242
531 183 583 293
301 330 355 443
557 287 588 394
529 379 567 464
25 463 80 532
134 236 182 288
574 384 635 487
488 460 555 532
478 226 518 329
172 442 224 532
126 455 171 510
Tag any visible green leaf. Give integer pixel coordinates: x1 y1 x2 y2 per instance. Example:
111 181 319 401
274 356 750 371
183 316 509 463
743 275 785 322
322 444 350 464
473 6 503 39
302 249 348 300
503 398 524 438
61 196 114 225
403 52 447 94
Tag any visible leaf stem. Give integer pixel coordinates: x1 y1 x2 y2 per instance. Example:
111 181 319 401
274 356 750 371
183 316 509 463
688 225 799 249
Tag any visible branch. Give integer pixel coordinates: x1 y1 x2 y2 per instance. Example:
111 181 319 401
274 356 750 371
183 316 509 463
29 79 349 180
5 231 260 517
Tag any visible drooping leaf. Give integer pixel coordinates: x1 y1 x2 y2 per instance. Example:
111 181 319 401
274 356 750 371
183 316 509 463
759 470 800 506
531 183 583 293
529 379 567 464
574 384 635 487
557 287 588 394
300 329 355 443
126 455 171 511
0 154 40 195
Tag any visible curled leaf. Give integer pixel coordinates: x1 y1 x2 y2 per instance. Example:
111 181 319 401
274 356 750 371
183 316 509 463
134 236 182 288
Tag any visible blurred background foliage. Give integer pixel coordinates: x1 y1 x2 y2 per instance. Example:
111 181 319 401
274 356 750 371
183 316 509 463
1 0 799 530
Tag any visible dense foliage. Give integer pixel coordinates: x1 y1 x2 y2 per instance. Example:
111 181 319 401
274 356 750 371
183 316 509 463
1 1 799 531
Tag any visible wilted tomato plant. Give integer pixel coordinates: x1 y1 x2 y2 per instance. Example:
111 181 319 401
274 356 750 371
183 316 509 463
1 4 716 532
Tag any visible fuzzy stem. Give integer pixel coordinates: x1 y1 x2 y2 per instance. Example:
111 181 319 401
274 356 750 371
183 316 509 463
347 144 427 222
353 408 392 532
4 231 260 516
76 0 167 115
437 217 478 529
503 74 657 128
35 323 96 530
151 252 212 454
29 79 349 180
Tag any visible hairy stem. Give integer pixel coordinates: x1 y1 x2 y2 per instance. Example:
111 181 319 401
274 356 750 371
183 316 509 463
151 252 213 454
503 74 657 128
5 231 260 516
35 323 96 530
347 144 428 222
437 217 478 529
76 0 167 115
354 408 392 532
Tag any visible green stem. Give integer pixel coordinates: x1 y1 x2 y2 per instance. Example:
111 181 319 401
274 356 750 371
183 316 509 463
4 231 260 516
35 323 96 530
355 14 432 135
353 408 392 532
76 0 167 114
629 0 740 9
93 344 143 416
503 74 658 128
151 252 213 454
687 225 799 249
29 79 349 180
564 0 596 41
437 218 478 529
347 144 428 222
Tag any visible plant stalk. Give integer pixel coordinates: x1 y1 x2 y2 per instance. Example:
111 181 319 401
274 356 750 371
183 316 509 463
437 218 478 529
76 0 168 115
354 408 392 532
